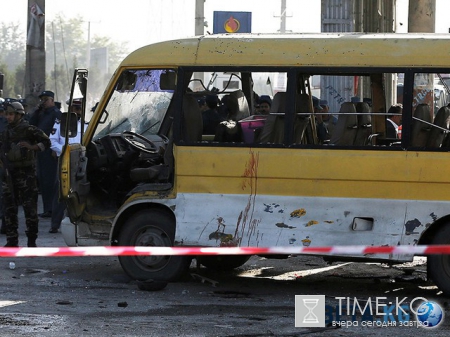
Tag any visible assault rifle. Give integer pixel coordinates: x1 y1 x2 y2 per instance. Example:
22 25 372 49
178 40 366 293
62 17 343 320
0 137 15 203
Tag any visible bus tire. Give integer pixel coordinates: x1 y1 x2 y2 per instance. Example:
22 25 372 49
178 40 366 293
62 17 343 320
427 224 450 296
118 210 191 282
197 255 251 271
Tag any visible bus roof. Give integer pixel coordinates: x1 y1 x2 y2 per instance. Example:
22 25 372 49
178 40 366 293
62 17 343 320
120 33 450 69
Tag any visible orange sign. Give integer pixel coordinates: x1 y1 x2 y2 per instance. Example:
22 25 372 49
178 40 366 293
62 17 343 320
224 16 240 33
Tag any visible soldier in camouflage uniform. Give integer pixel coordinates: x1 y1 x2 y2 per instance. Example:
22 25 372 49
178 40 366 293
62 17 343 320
1 102 50 247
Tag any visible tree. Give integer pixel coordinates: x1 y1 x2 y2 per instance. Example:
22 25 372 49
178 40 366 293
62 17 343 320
1 13 129 104
0 22 26 72
0 62 15 98
0 22 26 98
47 13 129 106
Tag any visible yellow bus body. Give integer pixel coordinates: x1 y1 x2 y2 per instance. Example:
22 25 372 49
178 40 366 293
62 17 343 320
60 33 450 290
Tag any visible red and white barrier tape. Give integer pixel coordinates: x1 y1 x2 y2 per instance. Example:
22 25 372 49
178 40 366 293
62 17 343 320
0 245 449 257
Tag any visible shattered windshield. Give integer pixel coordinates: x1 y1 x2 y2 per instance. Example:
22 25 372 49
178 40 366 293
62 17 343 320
93 69 175 139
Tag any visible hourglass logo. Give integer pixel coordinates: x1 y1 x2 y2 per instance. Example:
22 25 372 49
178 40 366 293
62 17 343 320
295 295 325 327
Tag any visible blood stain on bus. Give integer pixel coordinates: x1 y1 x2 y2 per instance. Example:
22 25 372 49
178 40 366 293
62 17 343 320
241 150 259 192
246 219 261 245
275 223 296 229
235 150 263 246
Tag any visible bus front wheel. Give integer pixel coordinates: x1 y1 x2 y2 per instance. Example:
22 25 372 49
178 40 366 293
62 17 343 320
118 210 191 281
427 224 450 296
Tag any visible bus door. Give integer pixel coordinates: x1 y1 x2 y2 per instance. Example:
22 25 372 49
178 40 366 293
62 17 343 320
59 69 90 222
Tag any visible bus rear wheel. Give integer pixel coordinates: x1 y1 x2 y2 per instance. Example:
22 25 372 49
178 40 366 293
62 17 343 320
197 255 251 271
427 224 450 296
118 210 191 281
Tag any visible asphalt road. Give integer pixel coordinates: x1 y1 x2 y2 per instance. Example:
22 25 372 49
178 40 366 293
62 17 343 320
0 205 449 336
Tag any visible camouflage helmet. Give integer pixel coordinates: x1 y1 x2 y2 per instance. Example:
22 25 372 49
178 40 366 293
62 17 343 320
6 101 25 114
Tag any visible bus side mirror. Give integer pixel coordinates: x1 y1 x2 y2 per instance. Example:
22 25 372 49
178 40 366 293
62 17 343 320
60 112 78 138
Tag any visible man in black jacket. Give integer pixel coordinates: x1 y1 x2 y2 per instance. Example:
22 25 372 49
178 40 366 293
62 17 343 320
386 104 403 138
29 90 61 218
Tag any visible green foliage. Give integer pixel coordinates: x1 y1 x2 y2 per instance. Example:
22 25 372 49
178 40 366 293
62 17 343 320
47 13 129 106
13 64 25 99
0 12 129 105
0 62 15 98
0 22 26 72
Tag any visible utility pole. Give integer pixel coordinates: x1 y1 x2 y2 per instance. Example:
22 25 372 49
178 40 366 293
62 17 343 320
279 0 286 33
86 20 101 70
25 0 46 112
87 21 91 68
275 0 291 33
408 0 435 32
408 0 435 116
194 0 205 90
195 0 205 36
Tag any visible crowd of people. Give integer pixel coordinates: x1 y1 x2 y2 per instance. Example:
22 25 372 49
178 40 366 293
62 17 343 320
0 90 83 247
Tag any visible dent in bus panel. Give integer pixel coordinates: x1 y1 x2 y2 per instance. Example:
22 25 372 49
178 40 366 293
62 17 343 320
351 217 374 231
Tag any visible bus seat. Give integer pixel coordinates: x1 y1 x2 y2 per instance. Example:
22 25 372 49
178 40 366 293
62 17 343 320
270 91 286 113
329 102 357 146
219 94 240 121
426 106 450 148
230 89 250 120
293 93 312 144
257 92 311 144
411 103 432 147
214 94 243 142
257 92 286 143
183 94 203 142
354 102 372 146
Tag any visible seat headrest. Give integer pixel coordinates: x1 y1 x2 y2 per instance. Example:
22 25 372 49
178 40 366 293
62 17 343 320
270 92 286 113
296 94 312 113
355 102 370 113
229 89 249 119
414 104 431 122
340 102 356 113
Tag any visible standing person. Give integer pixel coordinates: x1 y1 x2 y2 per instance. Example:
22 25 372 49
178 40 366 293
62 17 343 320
202 94 222 134
49 99 86 233
1 102 50 247
386 104 403 138
214 94 242 142
0 103 8 234
197 97 208 112
29 90 61 218
256 95 272 115
317 99 337 142
311 96 330 144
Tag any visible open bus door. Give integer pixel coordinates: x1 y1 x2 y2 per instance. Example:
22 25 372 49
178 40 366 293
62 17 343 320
59 69 90 222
